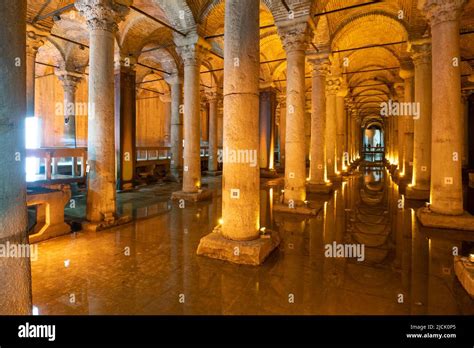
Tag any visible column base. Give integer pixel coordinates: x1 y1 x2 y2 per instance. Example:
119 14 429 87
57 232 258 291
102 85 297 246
273 202 322 215
405 186 430 201
82 215 132 232
307 182 333 194
454 256 474 297
171 189 213 202
416 207 474 231
204 170 222 176
197 225 280 266
260 168 279 178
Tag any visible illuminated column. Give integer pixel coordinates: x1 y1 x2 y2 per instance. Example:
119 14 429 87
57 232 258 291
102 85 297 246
0 0 32 314
259 88 277 174
206 89 220 173
279 22 311 207
114 56 137 191
399 64 415 178
336 86 348 173
76 0 131 226
26 24 46 117
418 0 474 227
197 0 279 265
461 91 470 167
325 76 341 179
277 95 286 167
394 83 404 170
56 69 82 147
166 74 183 180
172 35 212 201
307 55 332 193
407 39 432 200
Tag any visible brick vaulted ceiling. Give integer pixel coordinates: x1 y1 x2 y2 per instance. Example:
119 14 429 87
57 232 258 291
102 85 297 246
28 0 474 117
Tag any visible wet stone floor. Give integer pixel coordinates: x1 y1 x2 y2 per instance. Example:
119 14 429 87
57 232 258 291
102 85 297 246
31 169 474 315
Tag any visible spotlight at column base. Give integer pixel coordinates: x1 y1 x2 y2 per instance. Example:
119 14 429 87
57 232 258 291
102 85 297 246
306 182 334 194
196 225 280 266
405 186 430 201
273 201 323 215
171 189 213 202
416 207 474 231
82 214 132 232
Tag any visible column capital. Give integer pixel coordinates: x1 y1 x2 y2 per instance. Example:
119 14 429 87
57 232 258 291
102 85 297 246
26 24 47 57
279 22 312 53
393 82 405 100
75 0 131 33
55 69 83 93
308 54 331 77
409 38 432 67
164 73 182 85
326 76 342 95
399 61 415 80
418 0 467 27
175 33 211 66
204 88 219 102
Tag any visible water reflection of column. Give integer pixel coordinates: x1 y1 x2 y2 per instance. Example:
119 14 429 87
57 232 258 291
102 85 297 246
282 219 306 313
309 211 326 314
410 209 428 314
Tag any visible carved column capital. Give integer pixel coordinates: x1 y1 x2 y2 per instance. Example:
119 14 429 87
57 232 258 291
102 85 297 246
418 0 467 26
56 70 83 94
308 57 331 77
26 24 47 57
326 76 342 95
204 89 219 102
75 0 131 33
279 22 312 53
409 38 432 66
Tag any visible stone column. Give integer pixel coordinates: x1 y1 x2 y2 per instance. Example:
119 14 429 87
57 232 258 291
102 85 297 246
277 22 313 212
172 34 212 201
336 86 348 173
197 0 279 265
56 70 82 147
461 91 470 167
277 95 286 167
114 56 137 191
206 89 220 174
259 88 277 175
26 25 46 117
393 83 404 169
325 76 341 179
307 55 332 193
166 74 183 180
417 0 474 229
0 0 32 314
400 65 415 178
76 0 131 226
407 39 432 200
160 92 171 144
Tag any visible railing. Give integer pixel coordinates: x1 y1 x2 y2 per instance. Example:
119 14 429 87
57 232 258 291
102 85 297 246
136 146 171 161
26 147 88 181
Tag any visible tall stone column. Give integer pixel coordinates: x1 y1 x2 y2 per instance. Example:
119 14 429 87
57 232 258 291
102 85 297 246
259 88 277 175
114 56 136 191
336 86 348 173
307 55 332 193
205 89 220 174
0 0 32 314
160 92 171 144
274 22 318 215
417 0 474 230
277 95 286 167
325 76 340 180
56 70 82 147
172 34 212 201
400 65 415 178
407 40 432 200
26 25 46 117
76 0 131 227
393 83 404 169
461 91 470 167
166 74 183 180
197 0 279 265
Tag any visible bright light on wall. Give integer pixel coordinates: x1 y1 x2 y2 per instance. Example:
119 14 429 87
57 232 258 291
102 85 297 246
25 117 40 182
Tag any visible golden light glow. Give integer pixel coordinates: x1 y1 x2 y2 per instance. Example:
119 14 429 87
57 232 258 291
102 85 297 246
218 218 224 225
469 254 474 263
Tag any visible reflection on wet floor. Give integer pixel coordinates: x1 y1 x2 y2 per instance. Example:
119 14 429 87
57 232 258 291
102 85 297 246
31 168 474 315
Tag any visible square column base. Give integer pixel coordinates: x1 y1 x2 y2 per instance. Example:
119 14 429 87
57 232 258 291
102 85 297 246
454 256 474 297
82 215 132 232
197 226 280 265
416 207 474 231
307 182 333 194
29 222 71 244
405 186 430 201
204 170 222 176
171 189 212 202
273 202 321 215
